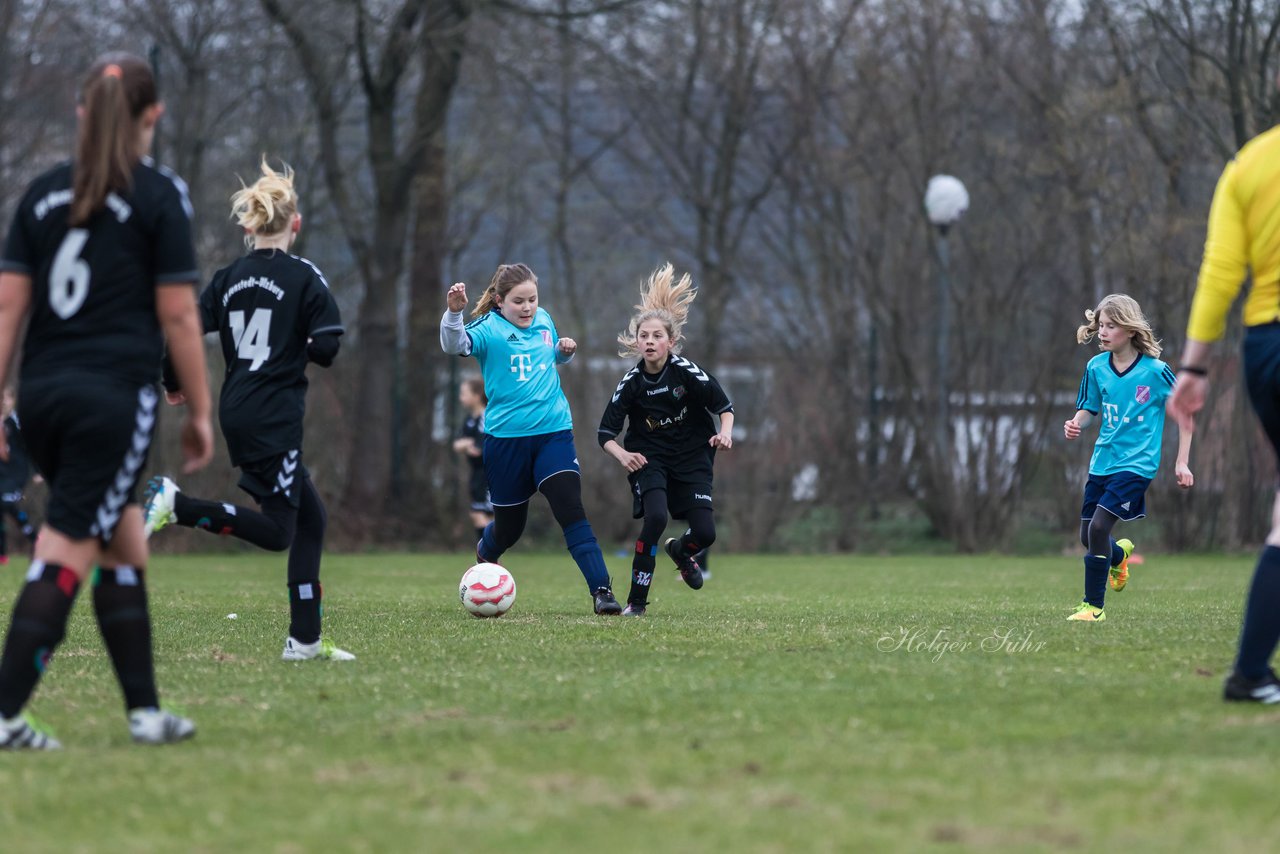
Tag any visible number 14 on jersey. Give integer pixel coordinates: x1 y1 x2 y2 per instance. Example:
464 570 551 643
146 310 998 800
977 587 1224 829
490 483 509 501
229 309 272 371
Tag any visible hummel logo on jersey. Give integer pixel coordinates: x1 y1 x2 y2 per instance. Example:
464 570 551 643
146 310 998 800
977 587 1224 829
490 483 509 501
646 386 670 396
507 333 520 342
1121 502 1131 511
695 493 712 502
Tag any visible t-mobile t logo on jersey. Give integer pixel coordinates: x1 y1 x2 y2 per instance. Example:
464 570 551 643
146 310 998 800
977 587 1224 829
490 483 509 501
510 353 534 382
1102 402 1120 426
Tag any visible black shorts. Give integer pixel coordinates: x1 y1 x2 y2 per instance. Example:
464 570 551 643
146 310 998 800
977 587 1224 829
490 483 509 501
629 461 713 521
237 448 308 508
1244 323 1280 477
468 467 493 513
18 378 158 542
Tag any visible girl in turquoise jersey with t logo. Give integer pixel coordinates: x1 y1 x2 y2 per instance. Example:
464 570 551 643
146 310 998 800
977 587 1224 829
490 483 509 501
1064 294 1194 622
440 264 621 615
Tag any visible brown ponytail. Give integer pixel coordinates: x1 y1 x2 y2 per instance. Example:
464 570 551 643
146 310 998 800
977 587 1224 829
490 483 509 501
70 53 158 227
472 263 538 317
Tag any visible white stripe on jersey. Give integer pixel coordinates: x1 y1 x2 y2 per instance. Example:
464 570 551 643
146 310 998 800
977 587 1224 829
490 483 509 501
291 254 332 289
672 354 709 382
144 158 195 220
612 367 639 402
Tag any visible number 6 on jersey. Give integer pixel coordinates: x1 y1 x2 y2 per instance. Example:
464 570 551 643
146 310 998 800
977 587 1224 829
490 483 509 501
229 308 272 371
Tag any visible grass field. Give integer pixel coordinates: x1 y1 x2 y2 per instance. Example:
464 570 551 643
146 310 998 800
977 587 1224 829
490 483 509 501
0 550 1275 852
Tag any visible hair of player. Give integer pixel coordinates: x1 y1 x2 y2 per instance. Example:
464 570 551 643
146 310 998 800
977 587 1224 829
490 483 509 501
617 262 697 358
473 263 538 317
463 375 487 405
231 157 298 246
70 53 158 227
1076 293 1162 358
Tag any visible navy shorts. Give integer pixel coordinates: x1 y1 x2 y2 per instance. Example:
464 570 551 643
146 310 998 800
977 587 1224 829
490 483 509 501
1081 471 1151 522
483 430 580 506
1244 323 1280 476
19 378 158 543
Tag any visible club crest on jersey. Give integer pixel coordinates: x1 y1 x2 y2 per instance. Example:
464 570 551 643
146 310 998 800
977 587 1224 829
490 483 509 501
541 330 553 347
672 385 686 400
1135 385 1150 404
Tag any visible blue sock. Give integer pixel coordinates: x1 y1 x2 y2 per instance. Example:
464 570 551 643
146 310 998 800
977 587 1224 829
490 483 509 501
562 520 610 591
1110 539 1124 567
1235 546 1280 679
478 523 500 563
1084 555 1109 609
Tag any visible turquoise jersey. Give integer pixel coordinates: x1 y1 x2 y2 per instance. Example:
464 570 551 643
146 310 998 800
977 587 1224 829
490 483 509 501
464 308 574 438
1075 352 1177 478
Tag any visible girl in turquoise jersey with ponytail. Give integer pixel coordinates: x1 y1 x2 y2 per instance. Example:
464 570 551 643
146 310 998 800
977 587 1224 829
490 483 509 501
440 264 621 615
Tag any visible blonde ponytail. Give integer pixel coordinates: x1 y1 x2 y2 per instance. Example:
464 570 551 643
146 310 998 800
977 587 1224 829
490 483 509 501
617 263 697 358
231 157 297 246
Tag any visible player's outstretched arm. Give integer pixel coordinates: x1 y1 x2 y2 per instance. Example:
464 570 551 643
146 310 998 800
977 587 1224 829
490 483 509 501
441 282 471 355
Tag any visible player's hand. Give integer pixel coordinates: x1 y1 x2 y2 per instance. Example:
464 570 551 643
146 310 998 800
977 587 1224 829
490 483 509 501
1063 419 1081 440
616 450 647 473
1176 463 1194 489
557 338 577 357
165 390 186 406
710 431 733 450
180 413 214 474
1168 373 1207 428
0 431 8 463
447 282 468 313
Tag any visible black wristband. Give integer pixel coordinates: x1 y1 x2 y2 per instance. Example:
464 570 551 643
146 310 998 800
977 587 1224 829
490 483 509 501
1179 365 1209 376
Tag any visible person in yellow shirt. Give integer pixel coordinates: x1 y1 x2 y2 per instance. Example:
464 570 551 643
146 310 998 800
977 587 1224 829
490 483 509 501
1168 107 1280 704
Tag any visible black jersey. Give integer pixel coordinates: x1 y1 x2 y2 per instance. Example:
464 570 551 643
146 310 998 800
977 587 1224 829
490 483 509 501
459 412 486 474
0 415 31 493
598 354 734 469
0 159 199 385
200 249 343 465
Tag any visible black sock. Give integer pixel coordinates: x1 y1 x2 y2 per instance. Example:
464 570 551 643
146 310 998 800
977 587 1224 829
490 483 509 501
287 580 322 644
1083 555 1109 609
629 540 657 606
1235 546 1280 679
474 526 487 547
174 492 293 551
93 567 159 711
0 562 81 718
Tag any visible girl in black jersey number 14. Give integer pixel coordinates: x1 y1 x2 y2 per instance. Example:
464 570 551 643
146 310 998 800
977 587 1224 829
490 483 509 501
0 53 214 750
143 158 353 662
598 264 734 615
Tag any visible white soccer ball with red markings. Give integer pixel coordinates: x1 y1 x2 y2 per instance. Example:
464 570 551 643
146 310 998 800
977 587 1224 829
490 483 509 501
459 563 516 618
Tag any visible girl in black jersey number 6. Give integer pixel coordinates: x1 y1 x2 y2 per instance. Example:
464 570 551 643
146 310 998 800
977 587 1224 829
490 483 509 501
598 264 734 615
0 53 214 749
144 159 352 662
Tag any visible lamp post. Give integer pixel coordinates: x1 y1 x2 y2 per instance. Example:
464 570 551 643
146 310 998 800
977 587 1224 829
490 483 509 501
923 175 968 468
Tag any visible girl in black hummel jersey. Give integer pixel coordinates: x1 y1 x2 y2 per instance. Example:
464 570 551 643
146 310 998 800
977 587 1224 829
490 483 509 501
144 158 352 662
0 53 214 749
598 264 734 615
